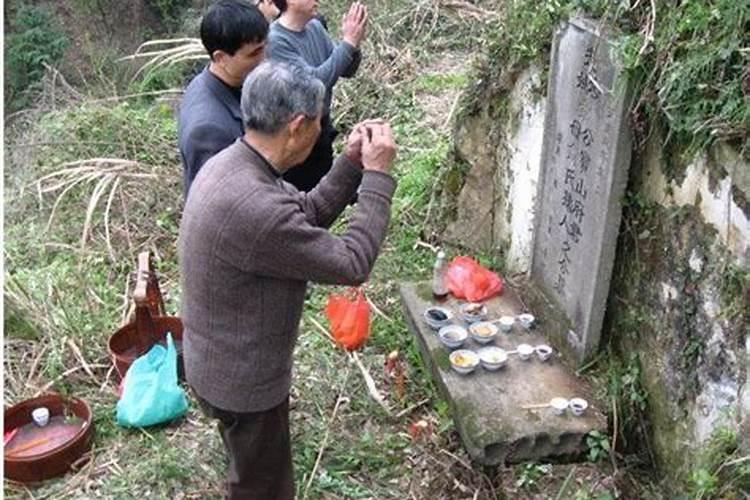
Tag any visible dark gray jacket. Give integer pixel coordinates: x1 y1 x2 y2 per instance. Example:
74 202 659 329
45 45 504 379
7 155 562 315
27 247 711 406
178 67 243 196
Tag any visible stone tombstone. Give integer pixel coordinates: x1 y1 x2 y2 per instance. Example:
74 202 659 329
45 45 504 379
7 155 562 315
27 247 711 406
531 17 632 363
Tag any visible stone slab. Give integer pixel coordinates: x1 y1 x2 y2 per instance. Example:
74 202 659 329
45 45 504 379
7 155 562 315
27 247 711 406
400 282 607 465
530 17 632 363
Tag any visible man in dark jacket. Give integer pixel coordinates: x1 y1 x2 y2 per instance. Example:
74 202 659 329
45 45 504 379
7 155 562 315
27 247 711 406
178 0 268 196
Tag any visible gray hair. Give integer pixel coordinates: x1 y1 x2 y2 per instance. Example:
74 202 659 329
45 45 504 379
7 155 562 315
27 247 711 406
241 61 325 135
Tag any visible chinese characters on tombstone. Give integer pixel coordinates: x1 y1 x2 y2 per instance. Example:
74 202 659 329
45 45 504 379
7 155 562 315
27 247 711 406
531 18 632 363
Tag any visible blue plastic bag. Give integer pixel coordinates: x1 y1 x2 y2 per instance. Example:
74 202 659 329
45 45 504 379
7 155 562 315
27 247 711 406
116 332 188 427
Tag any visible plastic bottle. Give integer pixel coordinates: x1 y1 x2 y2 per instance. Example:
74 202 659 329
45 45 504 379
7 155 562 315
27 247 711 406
432 251 449 300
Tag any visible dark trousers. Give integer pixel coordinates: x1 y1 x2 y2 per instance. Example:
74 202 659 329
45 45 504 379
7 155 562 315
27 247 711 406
283 115 336 192
197 395 295 500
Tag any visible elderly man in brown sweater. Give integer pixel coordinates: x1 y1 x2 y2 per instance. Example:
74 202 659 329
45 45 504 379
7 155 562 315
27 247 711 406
179 60 397 499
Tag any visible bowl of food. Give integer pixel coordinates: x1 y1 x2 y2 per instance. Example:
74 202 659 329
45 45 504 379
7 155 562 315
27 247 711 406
423 306 453 330
535 344 554 362
516 343 534 361
517 313 536 330
550 397 569 416
469 321 499 344
460 302 488 323
569 398 589 416
449 349 480 375
497 315 515 333
477 347 508 370
438 325 468 349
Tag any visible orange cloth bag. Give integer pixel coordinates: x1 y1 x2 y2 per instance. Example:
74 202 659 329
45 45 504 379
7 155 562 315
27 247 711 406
325 288 371 351
445 256 503 302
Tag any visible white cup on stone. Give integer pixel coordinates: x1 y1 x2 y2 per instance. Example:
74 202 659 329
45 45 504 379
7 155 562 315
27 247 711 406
517 313 535 330
535 344 553 362
550 398 569 416
516 344 534 361
497 316 515 333
569 398 589 417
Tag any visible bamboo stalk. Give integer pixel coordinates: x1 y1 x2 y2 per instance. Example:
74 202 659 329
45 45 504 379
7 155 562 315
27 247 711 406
6 437 53 457
520 403 552 410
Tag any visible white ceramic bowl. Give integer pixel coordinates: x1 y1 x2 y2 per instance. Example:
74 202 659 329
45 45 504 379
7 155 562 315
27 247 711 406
497 316 515 333
449 349 480 374
438 325 468 349
32 407 50 427
550 397 569 415
516 343 534 361
469 321 499 344
459 302 488 323
535 344 553 362
477 347 508 370
569 398 589 416
423 306 453 330
517 313 536 329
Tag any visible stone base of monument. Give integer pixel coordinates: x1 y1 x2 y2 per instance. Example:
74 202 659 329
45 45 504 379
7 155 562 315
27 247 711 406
400 282 607 465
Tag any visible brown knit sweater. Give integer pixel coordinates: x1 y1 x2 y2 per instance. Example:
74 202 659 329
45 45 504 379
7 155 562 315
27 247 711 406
179 139 396 412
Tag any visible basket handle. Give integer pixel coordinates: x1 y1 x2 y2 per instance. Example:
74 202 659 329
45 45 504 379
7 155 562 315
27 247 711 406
132 252 161 355
136 251 165 317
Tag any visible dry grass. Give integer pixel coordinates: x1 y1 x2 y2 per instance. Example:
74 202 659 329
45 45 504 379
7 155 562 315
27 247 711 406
34 159 158 261
119 38 207 82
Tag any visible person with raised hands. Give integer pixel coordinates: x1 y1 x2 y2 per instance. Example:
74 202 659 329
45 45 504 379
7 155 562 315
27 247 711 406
267 0 368 191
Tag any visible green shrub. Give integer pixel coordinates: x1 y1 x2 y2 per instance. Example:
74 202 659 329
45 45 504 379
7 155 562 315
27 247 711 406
468 0 749 164
5 5 70 112
147 0 193 31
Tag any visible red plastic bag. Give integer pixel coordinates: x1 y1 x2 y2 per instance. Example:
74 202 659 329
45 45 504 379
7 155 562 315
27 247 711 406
445 256 503 302
325 288 371 351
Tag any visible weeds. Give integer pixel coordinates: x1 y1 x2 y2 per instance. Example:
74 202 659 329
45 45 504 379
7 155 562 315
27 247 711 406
516 462 552 490
586 430 611 463
688 427 750 499
466 0 749 174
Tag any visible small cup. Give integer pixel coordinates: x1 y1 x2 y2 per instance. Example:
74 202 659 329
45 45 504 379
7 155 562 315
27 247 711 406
550 398 569 416
516 343 534 361
517 313 535 330
497 316 515 333
535 344 553 362
569 398 589 416
32 407 50 427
